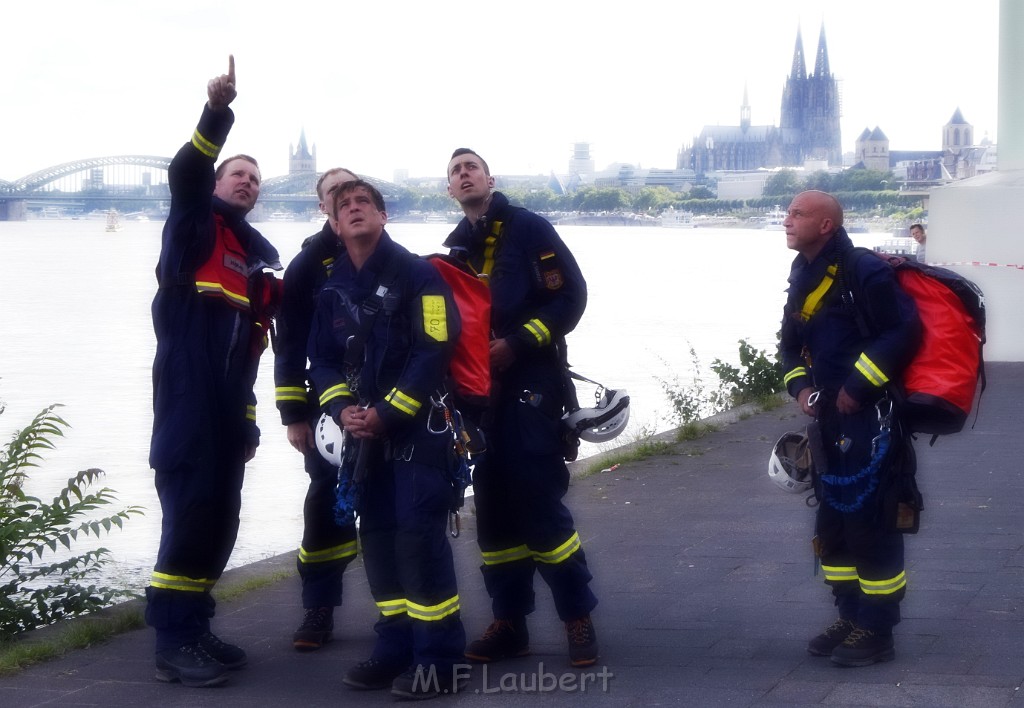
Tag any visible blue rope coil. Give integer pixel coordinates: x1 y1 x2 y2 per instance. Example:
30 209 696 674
819 427 891 513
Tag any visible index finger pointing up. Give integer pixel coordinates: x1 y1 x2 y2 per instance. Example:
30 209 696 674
227 54 235 85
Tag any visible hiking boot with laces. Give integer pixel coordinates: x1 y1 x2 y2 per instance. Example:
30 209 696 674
806 618 856 656
391 664 469 700
342 657 407 690
464 617 530 663
196 632 247 669
293 606 334 651
154 642 228 687
830 627 895 667
566 615 599 667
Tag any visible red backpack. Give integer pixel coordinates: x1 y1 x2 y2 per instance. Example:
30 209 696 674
844 248 986 439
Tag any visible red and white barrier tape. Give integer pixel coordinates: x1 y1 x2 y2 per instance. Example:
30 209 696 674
927 261 1024 271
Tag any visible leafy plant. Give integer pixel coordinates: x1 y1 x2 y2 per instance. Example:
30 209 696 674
710 339 784 407
1 403 143 641
656 347 731 431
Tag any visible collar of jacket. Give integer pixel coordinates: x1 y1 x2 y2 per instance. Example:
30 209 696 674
444 190 510 251
213 196 283 272
787 226 853 287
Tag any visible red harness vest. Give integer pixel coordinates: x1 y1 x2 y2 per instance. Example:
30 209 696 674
193 214 281 355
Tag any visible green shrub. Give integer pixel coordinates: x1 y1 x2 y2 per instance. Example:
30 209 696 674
1 403 143 641
710 339 784 407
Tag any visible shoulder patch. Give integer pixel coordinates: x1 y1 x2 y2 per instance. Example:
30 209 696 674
422 295 448 342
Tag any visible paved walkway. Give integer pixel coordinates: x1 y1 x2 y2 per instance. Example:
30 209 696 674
2 364 1022 707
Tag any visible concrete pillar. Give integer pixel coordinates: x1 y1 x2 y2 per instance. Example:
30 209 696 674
928 0 1024 362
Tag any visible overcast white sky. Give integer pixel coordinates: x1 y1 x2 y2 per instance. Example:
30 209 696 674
1 0 1000 183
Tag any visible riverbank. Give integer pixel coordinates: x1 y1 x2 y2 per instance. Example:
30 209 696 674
2 363 1020 706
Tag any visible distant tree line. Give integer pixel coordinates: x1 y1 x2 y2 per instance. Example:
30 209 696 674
387 167 917 217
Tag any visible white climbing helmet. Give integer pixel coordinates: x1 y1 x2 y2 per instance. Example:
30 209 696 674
315 413 345 467
562 388 631 444
768 431 814 493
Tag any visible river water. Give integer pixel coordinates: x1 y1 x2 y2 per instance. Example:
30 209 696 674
0 217 886 589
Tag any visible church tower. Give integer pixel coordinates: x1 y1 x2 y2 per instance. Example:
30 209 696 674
779 24 842 166
740 84 751 133
943 108 973 151
289 129 317 175
804 24 842 165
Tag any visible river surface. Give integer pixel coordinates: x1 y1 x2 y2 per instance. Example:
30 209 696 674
0 218 887 589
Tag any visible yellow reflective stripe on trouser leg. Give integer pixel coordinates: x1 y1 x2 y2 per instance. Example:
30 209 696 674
854 353 890 387
481 544 532 566
532 532 582 565
298 540 359 565
150 571 217 592
376 598 408 617
860 571 907 595
821 565 858 583
407 594 460 622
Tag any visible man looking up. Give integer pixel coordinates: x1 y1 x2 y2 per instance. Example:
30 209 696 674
148 56 282 688
444 148 599 668
308 180 468 699
275 167 360 651
780 190 921 666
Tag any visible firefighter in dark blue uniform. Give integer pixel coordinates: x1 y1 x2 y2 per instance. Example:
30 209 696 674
308 180 467 699
274 168 359 651
780 190 921 667
147 57 282 688
444 149 598 668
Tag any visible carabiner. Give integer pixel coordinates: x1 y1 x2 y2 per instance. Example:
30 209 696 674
807 389 822 408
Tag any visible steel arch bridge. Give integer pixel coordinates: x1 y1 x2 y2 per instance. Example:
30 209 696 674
0 155 400 197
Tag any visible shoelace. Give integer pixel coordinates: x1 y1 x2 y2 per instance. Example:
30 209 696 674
300 607 331 629
843 627 874 645
482 619 514 639
566 619 593 644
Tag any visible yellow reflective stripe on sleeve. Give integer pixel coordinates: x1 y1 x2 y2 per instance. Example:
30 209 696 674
854 353 890 387
799 264 837 321
407 595 460 622
422 295 448 342
191 129 221 159
298 540 358 565
385 388 421 417
532 532 582 564
784 366 808 385
481 544 532 566
861 571 907 595
821 565 858 582
246 404 256 421
376 598 408 617
150 571 217 592
522 318 552 346
196 281 250 308
275 386 308 403
319 383 353 407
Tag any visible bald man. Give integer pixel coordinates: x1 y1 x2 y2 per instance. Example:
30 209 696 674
779 191 922 667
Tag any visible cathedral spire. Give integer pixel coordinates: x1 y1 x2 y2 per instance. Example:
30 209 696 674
813 23 831 78
790 26 807 81
740 83 751 132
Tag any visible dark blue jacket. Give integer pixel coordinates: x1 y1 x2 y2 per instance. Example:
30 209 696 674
308 231 459 448
274 222 341 425
780 228 921 405
444 192 586 373
150 105 281 470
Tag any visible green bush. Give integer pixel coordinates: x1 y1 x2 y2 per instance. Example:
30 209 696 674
710 339 784 406
0 403 143 640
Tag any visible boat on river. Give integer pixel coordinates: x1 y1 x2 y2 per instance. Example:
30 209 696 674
660 207 696 228
105 210 123 232
762 205 786 231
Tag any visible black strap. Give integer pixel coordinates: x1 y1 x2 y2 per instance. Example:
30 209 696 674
342 251 405 379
